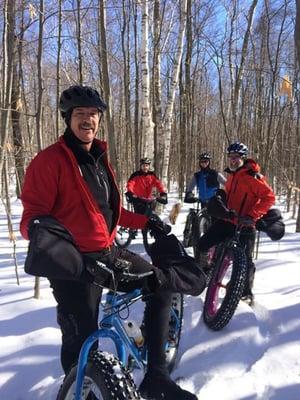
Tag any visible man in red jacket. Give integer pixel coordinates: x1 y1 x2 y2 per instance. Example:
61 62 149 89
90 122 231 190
126 158 168 215
20 85 198 400
197 141 275 303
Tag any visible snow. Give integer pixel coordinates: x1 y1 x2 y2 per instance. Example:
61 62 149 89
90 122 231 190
0 193 300 400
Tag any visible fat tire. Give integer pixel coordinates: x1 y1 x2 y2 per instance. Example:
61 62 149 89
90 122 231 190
56 350 141 400
115 227 133 249
203 245 247 331
165 293 184 372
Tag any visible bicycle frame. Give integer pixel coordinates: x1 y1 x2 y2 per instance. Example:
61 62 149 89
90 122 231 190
73 288 181 400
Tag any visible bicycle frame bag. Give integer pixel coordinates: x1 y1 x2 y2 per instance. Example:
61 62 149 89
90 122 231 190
255 208 285 241
24 215 85 280
150 234 206 296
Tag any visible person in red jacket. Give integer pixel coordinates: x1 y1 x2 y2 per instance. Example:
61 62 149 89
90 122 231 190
126 158 168 215
20 85 198 400
197 141 275 303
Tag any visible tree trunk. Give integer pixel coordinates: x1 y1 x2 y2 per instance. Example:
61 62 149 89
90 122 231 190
140 0 154 157
161 0 187 183
98 0 119 179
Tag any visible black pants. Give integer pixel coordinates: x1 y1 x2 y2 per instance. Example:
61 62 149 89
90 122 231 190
197 220 256 295
49 246 172 375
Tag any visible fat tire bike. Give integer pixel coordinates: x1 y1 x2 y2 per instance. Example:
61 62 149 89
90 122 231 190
203 223 248 331
183 200 211 258
115 197 165 256
57 245 183 400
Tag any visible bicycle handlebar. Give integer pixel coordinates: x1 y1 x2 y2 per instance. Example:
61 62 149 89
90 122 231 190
96 259 153 282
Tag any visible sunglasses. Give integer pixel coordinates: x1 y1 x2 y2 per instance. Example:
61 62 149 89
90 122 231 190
227 155 242 160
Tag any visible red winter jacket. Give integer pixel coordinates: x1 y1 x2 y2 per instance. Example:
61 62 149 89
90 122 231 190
20 137 147 252
126 171 166 199
225 159 275 224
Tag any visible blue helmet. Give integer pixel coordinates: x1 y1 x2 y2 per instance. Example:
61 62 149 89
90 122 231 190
227 142 248 157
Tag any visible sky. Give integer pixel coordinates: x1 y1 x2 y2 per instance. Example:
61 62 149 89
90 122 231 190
0 192 300 400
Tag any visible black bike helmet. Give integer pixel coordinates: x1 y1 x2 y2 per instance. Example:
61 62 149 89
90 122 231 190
59 85 107 119
199 152 212 161
140 157 151 165
227 141 248 157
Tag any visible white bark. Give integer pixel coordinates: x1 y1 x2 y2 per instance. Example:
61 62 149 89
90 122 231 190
140 0 154 157
161 0 187 182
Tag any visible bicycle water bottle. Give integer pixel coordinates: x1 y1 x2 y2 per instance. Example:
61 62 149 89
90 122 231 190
124 320 144 347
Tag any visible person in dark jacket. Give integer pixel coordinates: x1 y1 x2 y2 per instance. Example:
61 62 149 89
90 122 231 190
184 152 226 208
126 158 168 215
20 85 200 400
197 142 275 303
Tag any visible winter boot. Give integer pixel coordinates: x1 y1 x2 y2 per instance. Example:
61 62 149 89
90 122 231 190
139 372 197 400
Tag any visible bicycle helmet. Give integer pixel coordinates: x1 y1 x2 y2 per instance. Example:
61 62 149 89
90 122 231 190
140 157 151 165
227 141 248 157
59 85 107 118
199 152 212 161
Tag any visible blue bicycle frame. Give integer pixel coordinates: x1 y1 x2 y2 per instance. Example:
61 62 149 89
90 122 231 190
74 289 145 400
73 288 181 400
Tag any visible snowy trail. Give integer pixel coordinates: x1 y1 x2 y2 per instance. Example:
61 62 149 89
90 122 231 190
0 197 300 399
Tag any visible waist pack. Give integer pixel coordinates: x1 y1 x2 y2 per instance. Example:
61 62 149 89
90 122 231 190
255 208 285 241
24 216 84 280
149 234 206 296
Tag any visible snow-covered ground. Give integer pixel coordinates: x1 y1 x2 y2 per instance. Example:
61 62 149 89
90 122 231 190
0 193 300 400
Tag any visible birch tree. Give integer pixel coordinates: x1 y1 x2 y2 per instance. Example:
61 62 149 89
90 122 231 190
161 0 187 183
140 0 154 158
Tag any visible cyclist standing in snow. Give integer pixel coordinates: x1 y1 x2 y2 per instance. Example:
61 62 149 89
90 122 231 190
184 152 226 208
197 142 275 303
20 85 200 400
126 158 168 215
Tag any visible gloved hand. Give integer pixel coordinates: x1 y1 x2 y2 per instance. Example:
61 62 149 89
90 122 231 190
239 215 255 226
184 192 198 203
84 251 132 287
157 192 168 205
225 209 236 220
146 215 171 236
125 191 135 203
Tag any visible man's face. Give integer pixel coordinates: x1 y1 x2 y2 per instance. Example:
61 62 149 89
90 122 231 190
199 159 209 168
140 163 150 172
70 107 101 143
227 153 244 171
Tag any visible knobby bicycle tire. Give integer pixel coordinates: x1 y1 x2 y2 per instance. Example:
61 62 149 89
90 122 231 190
203 244 247 331
114 227 134 249
56 351 141 400
165 293 184 372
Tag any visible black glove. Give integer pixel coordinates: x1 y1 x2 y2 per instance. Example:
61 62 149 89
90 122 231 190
146 215 171 236
225 209 236 220
239 215 255 226
184 192 198 203
157 192 168 205
84 251 132 287
125 191 135 203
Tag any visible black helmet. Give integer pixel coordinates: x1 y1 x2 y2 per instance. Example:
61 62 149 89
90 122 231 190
140 157 151 165
199 152 212 161
227 141 248 156
59 85 107 117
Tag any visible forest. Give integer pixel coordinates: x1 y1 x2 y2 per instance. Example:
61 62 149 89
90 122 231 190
0 0 299 228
